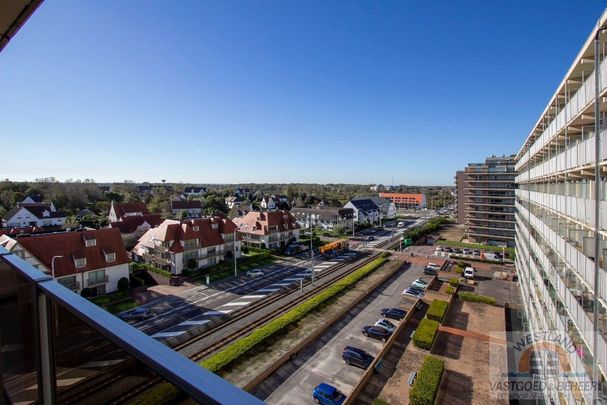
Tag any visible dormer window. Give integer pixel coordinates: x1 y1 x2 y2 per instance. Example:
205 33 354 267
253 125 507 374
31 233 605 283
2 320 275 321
85 238 96 247
193 226 200 232
105 252 116 262
212 223 218 230
74 258 86 268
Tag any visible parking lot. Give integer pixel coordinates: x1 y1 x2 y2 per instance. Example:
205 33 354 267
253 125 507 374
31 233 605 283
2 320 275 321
255 260 429 404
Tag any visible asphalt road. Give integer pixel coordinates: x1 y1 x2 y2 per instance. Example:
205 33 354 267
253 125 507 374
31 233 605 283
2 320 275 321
256 261 427 404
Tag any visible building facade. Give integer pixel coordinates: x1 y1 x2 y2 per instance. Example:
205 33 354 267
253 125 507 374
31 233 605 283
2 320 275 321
233 210 299 249
290 207 354 230
378 193 426 210
352 196 396 219
170 200 203 217
133 217 241 275
4 199 66 228
514 12 607 404
0 228 130 296
343 199 380 225
456 155 517 247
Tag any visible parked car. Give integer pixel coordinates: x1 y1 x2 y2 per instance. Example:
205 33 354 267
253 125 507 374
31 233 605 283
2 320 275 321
453 248 463 254
462 248 473 255
403 287 425 299
423 266 438 275
427 263 440 269
473 250 481 256
342 346 374 369
121 308 153 322
374 319 397 333
411 278 429 290
380 307 407 320
313 383 346 405
366 235 375 241
362 325 392 342
443 247 453 253
464 267 475 279
245 269 264 278
435 246 443 251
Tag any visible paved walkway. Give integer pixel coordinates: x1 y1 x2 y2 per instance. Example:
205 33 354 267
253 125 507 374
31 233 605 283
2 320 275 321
438 325 506 346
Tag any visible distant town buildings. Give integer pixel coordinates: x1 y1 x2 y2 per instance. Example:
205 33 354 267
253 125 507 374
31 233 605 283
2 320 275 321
4 196 67 228
108 201 150 223
233 210 299 249
291 207 354 230
170 200 203 217
352 196 396 219
133 216 241 275
260 196 277 211
378 193 426 210
455 155 516 247
344 199 380 225
183 186 207 197
0 228 130 295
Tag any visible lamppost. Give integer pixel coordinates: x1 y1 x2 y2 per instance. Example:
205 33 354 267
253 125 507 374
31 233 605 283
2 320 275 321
51 255 63 278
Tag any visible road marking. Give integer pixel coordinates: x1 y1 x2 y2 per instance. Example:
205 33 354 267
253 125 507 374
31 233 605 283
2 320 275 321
283 277 302 281
81 359 125 368
222 301 251 307
179 320 211 326
152 331 185 338
241 294 266 299
203 310 229 316
258 288 280 293
273 282 294 286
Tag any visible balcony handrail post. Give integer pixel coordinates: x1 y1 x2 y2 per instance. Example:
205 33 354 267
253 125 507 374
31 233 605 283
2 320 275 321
37 289 56 404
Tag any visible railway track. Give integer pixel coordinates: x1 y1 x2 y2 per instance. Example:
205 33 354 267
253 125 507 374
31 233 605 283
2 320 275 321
57 236 403 404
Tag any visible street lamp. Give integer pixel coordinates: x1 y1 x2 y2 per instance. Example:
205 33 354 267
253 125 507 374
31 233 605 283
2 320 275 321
51 255 63 278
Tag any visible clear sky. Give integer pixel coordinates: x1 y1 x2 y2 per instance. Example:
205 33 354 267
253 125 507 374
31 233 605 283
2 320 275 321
1 1 606 185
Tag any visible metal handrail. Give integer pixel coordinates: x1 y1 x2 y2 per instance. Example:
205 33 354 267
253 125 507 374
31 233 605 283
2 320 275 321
0 246 264 404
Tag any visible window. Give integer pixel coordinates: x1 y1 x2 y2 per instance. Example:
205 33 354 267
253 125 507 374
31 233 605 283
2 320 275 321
58 276 77 290
88 269 106 285
193 226 199 231
105 252 116 262
74 258 86 268
212 223 218 230
85 238 96 247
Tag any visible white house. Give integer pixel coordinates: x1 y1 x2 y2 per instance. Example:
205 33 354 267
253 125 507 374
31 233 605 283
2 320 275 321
352 196 396 219
344 199 380 225
133 217 241 275
108 201 149 223
260 197 277 211
4 201 66 228
183 186 207 197
0 228 130 296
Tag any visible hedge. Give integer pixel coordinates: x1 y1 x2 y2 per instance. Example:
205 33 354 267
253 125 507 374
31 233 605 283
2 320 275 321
132 262 172 278
136 255 390 404
409 356 445 405
448 277 459 287
405 216 450 241
445 286 455 295
413 318 439 350
426 300 448 323
458 292 496 305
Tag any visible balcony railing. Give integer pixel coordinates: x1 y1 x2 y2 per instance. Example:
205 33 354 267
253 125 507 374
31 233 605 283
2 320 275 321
86 274 109 287
0 246 263 404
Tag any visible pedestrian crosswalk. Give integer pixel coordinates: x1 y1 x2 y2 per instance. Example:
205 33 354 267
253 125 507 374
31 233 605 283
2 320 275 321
149 251 360 342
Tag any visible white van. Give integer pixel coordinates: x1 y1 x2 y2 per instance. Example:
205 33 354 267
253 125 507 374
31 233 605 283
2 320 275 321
463 267 475 279
397 221 405 228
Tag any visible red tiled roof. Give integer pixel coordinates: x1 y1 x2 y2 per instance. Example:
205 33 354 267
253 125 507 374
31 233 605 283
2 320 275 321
135 216 239 251
16 228 129 277
233 210 299 236
110 214 163 234
113 202 149 218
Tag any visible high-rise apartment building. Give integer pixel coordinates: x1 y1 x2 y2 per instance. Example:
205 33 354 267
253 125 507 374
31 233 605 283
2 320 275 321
455 155 517 247
515 11 607 404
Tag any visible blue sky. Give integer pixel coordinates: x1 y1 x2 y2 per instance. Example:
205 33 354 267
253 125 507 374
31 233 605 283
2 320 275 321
1 1 606 185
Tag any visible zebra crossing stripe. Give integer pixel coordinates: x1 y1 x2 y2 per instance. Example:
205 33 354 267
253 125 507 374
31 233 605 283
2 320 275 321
241 295 266 299
152 331 185 338
222 301 251 307
179 320 211 326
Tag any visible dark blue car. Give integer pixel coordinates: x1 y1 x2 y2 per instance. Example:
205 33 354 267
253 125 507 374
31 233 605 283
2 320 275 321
380 307 406 320
362 325 392 342
313 383 346 404
342 346 374 369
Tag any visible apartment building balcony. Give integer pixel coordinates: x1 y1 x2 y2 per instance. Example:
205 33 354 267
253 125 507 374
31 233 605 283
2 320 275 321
141 252 172 266
0 246 262 404
516 56 607 171
86 275 109 287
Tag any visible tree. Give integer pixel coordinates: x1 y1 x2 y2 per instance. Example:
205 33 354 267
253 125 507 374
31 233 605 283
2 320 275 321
187 258 197 270
117 277 130 291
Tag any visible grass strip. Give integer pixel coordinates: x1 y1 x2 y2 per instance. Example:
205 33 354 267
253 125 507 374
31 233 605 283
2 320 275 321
458 291 496 305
